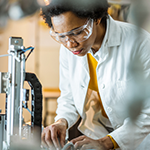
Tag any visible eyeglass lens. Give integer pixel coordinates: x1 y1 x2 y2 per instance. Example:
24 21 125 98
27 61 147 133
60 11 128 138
50 19 93 43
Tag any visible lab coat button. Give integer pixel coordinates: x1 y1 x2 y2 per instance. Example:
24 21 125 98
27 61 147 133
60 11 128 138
107 107 112 112
81 84 85 88
105 39 108 46
101 84 105 89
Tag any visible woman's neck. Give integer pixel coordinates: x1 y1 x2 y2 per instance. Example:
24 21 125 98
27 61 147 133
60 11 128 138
92 22 106 54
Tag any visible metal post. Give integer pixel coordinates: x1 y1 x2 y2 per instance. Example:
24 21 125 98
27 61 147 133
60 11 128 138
19 54 25 136
0 114 5 150
6 37 25 147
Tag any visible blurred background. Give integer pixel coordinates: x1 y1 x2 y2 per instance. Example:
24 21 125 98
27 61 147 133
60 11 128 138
0 0 150 127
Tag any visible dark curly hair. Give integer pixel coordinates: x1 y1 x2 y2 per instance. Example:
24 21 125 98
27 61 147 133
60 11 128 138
41 0 109 28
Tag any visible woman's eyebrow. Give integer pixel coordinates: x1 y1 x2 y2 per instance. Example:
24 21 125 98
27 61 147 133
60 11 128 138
55 25 82 34
68 25 84 33
71 25 82 31
54 22 85 34
68 19 88 32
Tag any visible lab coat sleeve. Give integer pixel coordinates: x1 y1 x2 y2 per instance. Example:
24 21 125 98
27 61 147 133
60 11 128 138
110 114 150 150
109 37 150 150
55 45 79 130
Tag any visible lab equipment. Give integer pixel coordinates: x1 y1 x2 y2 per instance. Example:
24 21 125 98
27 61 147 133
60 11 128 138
0 37 42 150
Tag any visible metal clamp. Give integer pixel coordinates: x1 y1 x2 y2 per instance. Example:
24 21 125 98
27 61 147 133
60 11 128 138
0 72 11 94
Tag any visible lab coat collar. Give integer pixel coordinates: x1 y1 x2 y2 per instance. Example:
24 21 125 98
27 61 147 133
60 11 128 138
87 15 121 62
77 53 89 75
107 15 121 47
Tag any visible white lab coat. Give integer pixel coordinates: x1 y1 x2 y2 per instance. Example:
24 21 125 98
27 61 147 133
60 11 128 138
55 15 150 150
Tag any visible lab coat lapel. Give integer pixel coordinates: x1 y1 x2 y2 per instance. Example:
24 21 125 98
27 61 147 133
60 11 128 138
96 15 121 68
74 55 90 117
107 15 121 47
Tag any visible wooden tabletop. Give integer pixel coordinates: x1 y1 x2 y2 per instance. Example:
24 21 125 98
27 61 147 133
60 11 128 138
43 88 60 98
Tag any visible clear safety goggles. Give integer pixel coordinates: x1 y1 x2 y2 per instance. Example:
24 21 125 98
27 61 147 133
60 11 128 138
49 19 93 43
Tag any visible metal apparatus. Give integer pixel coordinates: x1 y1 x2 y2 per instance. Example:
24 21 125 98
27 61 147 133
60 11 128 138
0 37 42 150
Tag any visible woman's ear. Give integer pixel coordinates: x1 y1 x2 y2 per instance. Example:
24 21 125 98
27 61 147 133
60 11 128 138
95 18 101 25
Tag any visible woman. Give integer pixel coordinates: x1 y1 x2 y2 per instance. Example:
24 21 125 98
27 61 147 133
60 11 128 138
41 0 150 150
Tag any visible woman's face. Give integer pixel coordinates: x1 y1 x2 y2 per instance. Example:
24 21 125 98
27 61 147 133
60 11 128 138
51 11 98 56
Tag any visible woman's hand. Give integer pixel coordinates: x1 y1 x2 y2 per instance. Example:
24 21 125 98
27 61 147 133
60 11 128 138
71 135 113 150
41 118 68 150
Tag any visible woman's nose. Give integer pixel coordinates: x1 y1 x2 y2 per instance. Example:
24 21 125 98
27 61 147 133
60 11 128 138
66 40 78 48
65 36 78 48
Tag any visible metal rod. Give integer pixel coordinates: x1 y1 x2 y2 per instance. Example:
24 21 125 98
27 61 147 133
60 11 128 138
19 54 25 136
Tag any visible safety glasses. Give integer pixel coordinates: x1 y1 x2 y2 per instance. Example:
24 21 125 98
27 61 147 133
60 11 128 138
49 19 93 43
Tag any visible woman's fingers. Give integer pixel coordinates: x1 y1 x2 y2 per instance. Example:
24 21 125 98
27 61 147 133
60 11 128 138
41 131 46 146
80 144 92 150
71 135 86 144
59 131 66 148
71 135 107 150
50 125 61 149
41 119 67 149
41 129 49 148
41 127 54 149
45 129 54 147
71 136 90 150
